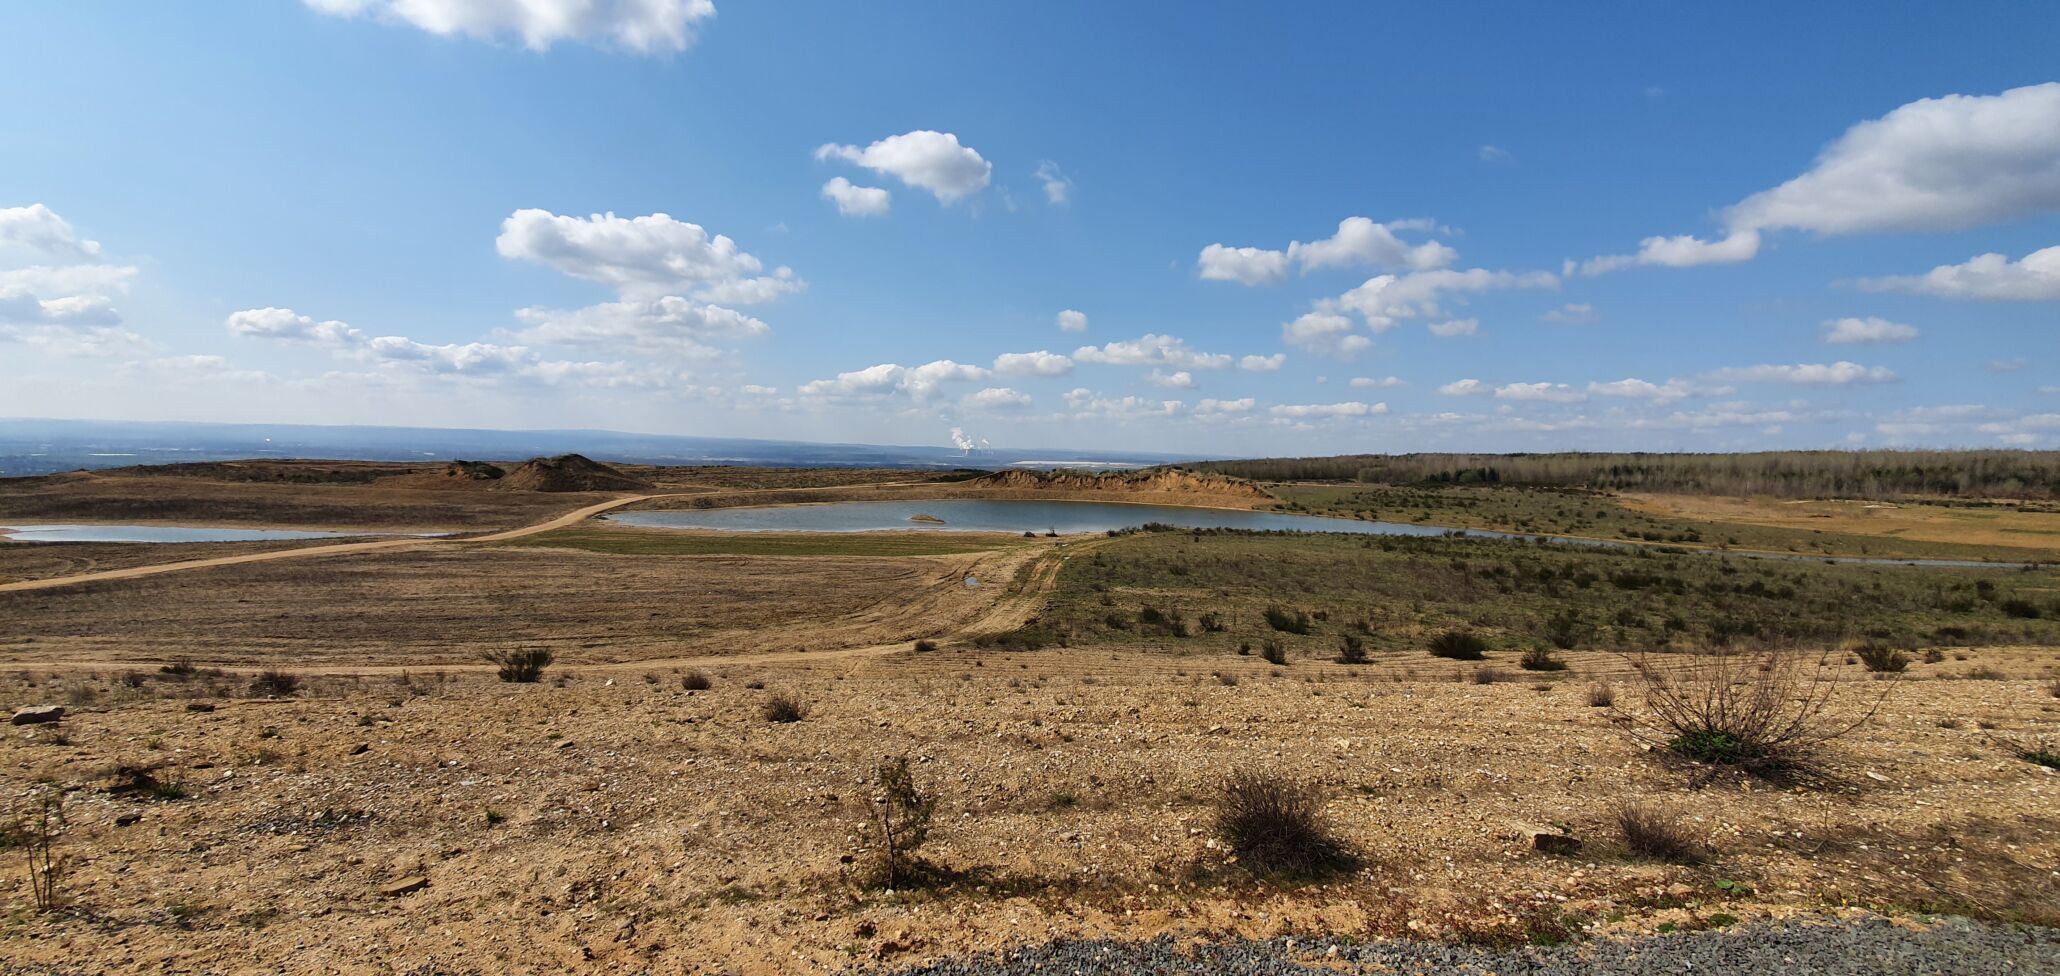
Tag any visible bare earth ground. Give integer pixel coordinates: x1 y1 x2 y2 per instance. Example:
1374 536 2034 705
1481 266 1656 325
0 647 2055 974
2 467 2058 973
0 538 1059 668
1621 493 2060 557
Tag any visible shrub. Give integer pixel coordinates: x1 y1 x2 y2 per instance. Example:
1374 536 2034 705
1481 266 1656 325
1854 644 1909 674
912 639 939 653
1999 598 2041 619
1335 634 1368 665
867 755 939 889
486 648 554 683
1472 666 1507 685
1585 682 1616 708
1263 607 1313 635
1260 640 1288 666
1622 647 1893 775
762 693 808 723
1215 671 1238 687
2048 678 2060 699
1541 611 1585 650
1428 630 1488 660
679 670 711 691
1615 802 1703 864
13 788 64 911
248 671 302 697
1199 612 1228 633
1213 771 1354 877
158 659 197 679
1922 648 1946 664
1520 647 1568 672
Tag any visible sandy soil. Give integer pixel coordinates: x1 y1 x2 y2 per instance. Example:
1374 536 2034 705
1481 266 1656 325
0 537 1064 668
1 646 2054 974
1622 493 2060 557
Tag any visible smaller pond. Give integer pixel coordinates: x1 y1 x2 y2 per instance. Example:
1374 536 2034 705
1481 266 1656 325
0 523 390 544
607 499 2047 571
607 499 1483 538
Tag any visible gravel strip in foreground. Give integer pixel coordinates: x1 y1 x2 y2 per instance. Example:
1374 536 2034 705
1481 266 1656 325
877 916 2060 976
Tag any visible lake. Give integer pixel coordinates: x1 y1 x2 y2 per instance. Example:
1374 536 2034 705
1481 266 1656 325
0 523 386 544
608 499 1522 537
606 499 2044 570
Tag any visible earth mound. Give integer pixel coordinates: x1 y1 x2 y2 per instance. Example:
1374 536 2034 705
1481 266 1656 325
966 468 1273 500
438 460 506 482
497 454 651 493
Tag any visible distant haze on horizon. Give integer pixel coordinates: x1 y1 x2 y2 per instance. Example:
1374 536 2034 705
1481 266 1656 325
1 4 2056 456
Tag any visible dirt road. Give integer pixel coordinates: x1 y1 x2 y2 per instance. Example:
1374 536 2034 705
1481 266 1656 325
0 481 936 595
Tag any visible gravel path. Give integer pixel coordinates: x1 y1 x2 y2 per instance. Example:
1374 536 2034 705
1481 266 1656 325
878 916 2060 976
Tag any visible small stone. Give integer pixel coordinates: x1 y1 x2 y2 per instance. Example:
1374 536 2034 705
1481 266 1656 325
1515 822 1582 856
114 813 143 827
10 705 63 725
380 875 429 897
348 743 370 755
185 702 216 713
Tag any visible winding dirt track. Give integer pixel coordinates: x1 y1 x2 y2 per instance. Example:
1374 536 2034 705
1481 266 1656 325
0 481 938 595
0 494 679 594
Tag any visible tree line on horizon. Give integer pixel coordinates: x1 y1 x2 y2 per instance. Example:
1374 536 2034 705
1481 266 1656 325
1176 450 2060 500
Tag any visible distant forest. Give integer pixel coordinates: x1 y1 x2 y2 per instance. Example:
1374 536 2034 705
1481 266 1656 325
1178 450 2060 499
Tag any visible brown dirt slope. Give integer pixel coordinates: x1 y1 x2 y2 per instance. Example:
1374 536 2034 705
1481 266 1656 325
499 454 652 492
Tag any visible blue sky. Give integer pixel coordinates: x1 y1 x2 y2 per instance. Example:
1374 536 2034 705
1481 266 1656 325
1 3 2055 456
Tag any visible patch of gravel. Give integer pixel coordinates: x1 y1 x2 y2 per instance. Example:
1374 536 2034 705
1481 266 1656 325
875 916 2060 976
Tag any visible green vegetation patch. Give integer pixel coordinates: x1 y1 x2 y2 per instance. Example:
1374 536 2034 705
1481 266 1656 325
497 526 1014 557
1266 482 2050 563
983 526 2060 653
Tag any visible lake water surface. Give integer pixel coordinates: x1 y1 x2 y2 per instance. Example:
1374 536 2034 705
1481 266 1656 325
608 499 1485 537
0 524 382 544
607 499 2043 570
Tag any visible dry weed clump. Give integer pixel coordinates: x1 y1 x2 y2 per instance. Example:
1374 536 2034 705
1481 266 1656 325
1213 771 1354 878
1614 801 1704 864
762 692 808 723
679 670 712 691
486 648 554 683
1429 630 1488 660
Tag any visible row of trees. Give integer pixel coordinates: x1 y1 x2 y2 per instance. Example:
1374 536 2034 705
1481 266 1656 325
1180 450 2060 499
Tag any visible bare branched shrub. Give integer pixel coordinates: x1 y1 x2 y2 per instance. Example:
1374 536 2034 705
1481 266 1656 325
1260 640 1288 666
1335 634 1368 665
486 648 553 683
679 670 711 691
1585 682 1616 708
1472 666 1508 685
1615 801 1704 864
10 788 66 912
248 670 302 697
867 755 939 889
1619 647 1893 776
762 693 808 723
1213 771 1354 877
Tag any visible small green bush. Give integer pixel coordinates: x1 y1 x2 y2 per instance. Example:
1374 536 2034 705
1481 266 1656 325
1428 630 1488 660
1520 647 1568 672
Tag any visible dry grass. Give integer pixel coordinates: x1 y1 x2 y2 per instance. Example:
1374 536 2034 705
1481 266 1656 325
1213 771 1355 878
1614 801 1704 864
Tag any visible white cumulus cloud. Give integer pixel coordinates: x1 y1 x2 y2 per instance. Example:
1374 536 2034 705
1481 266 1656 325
1055 309 1088 332
303 0 717 52
1854 245 2060 301
1073 334 1233 370
992 350 1073 377
821 177 890 217
1196 244 1289 286
1822 316 1919 344
1706 361 1898 385
815 130 992 203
